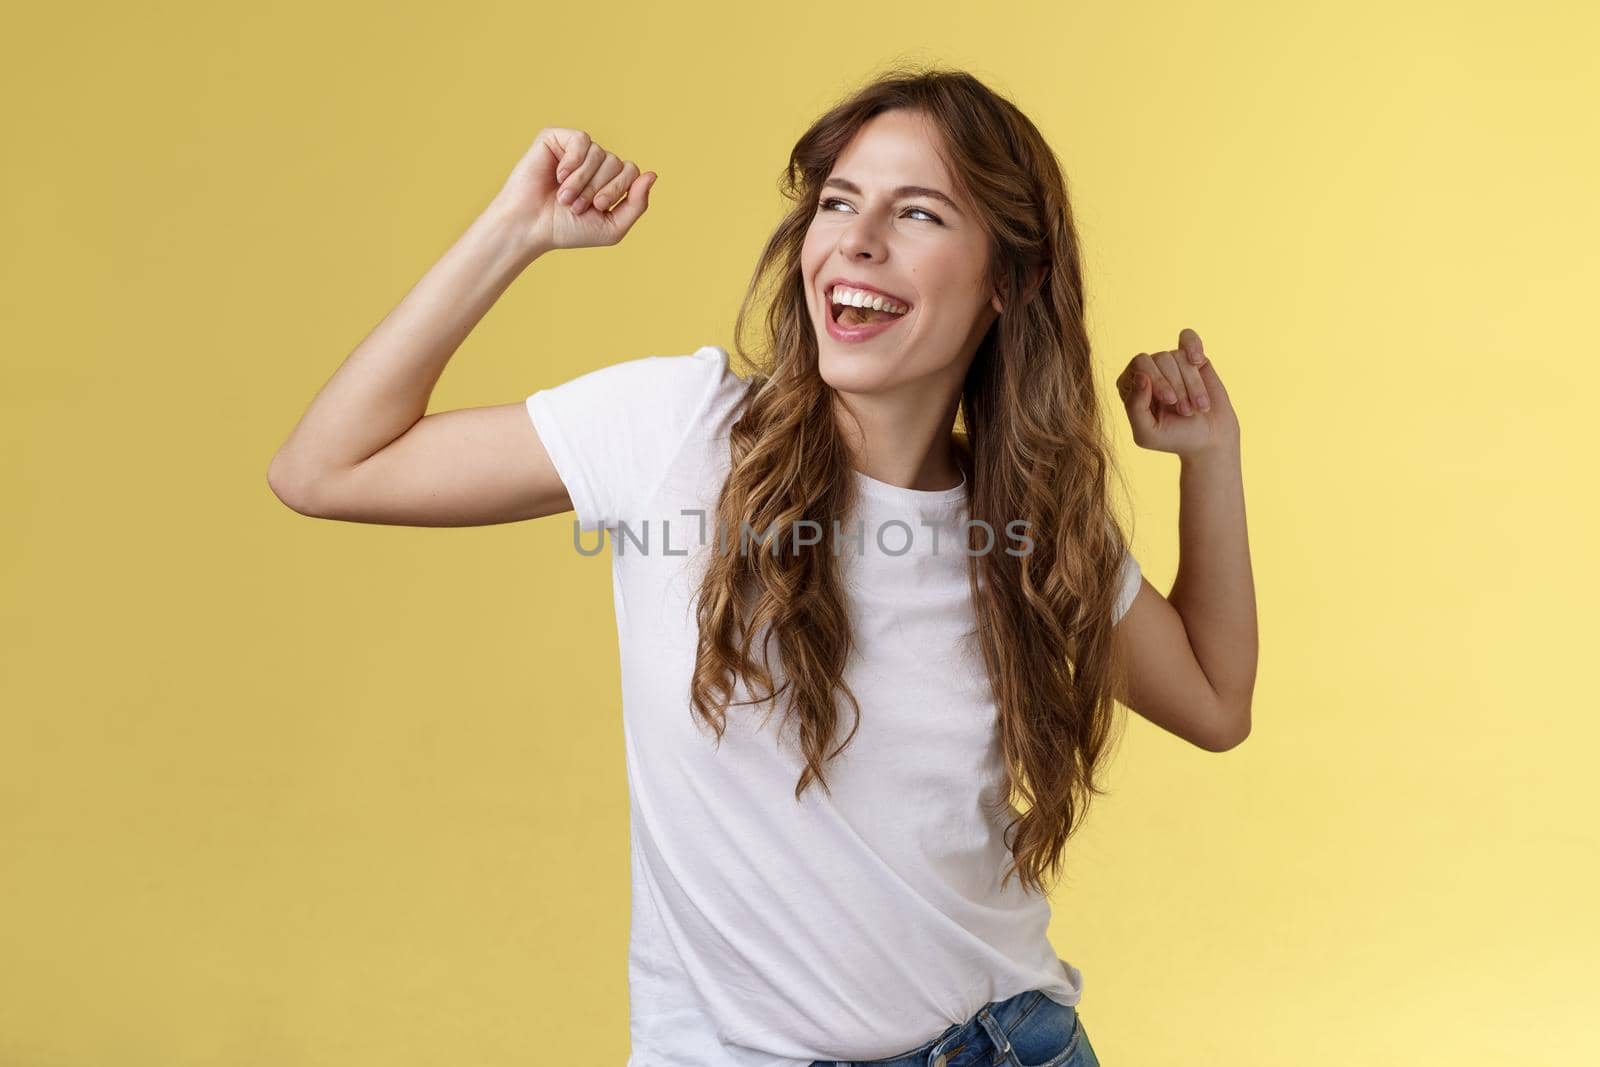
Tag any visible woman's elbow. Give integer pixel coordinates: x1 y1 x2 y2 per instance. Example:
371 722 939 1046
267 453 323 516
1203 702 1253 752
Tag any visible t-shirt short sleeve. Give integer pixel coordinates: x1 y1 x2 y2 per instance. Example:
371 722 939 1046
524 345 730 532
1113 548 1142 625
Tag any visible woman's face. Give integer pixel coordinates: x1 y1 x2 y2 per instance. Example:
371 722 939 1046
802 108 1000 398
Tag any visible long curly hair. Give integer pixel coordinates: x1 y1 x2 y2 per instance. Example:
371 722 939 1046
689 63 1138 896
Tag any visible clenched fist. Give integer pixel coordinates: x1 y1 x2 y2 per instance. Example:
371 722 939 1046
492 127 657 256
1115 328 1240 458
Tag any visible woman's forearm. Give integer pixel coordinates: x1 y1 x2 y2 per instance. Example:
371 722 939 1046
267 199 544 494
1168 438 1259 730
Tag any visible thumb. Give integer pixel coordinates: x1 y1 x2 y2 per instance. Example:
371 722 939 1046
609 170 656 234
1125 371 1157 433
1194 357 1229 402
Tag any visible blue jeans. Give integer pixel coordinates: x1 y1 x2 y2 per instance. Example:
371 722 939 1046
809 988 1100 1067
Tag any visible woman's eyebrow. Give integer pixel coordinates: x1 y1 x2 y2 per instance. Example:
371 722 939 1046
822 177 963 216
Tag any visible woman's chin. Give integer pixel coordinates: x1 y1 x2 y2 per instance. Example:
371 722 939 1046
817 346 892 393
814 308 911 390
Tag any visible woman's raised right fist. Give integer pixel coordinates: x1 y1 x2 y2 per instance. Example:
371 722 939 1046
493 127 657 255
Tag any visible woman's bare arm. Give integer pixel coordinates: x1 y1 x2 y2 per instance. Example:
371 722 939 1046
265 206 558 525
266 127 658 526
272 397 575 527
1111 332 1258 751
1112 441 1257 752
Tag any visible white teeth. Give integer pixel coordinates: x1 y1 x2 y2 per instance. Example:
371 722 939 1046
829 285 908 315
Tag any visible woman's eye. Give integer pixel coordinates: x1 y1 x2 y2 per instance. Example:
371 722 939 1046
817 198 942 225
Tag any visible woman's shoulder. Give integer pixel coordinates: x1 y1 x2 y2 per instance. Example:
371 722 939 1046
597 343 752 412
528 344 750 428
522 344 754 533
662 344 759 426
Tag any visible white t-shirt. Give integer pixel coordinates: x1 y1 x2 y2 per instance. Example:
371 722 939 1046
525 345 1141 1067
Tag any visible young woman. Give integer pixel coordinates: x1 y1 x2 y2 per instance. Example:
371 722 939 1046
268 67 1257 1067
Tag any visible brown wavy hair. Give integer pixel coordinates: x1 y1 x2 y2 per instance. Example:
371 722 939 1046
689 63 1138 896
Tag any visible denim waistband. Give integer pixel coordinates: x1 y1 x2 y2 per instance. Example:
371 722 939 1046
813 988 1062 1067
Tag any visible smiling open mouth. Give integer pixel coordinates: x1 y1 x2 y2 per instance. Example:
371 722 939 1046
832 302 903 327
827 283 913 329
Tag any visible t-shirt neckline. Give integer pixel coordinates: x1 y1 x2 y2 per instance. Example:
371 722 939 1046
851 468 969 508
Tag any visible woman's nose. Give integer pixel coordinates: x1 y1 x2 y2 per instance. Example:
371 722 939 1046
840 214 888 257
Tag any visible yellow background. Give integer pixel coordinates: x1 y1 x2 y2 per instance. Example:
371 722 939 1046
3 1 1595 1063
